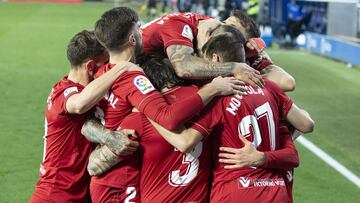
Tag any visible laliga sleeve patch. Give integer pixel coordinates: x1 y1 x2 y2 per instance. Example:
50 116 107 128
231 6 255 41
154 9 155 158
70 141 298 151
63 86 78 98
133 75 155 94
181 25 194 41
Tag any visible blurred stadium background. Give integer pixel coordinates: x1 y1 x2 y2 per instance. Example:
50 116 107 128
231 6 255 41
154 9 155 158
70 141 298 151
0 0 359 202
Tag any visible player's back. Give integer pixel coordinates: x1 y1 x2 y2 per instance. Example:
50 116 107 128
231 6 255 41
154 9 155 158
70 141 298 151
31 77 93 202
141 12 211 53
120 85 211 203
208 79 293 203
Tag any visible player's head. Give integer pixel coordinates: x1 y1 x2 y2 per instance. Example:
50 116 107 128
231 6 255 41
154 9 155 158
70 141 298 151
224 9 260 40
66 30 108 78
95 7 143 58
202 27 246 63
137 52 188 91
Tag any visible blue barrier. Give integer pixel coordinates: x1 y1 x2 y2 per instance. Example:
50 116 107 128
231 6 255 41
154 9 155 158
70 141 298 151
300 32 360 66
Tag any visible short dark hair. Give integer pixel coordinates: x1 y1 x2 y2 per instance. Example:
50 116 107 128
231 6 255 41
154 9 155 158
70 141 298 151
137 52 188 90
204 25 246 63
95 7 139 52
230 9 260 38
66 30 105 67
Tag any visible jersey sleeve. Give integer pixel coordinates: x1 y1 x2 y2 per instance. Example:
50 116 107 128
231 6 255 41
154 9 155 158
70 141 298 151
263 123 299 169
115 71 204 130
265 79 293 118
160 21 194 49
189 99 222 139
62 85 84 114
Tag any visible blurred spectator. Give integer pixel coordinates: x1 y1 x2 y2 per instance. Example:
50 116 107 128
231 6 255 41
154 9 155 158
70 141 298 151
286 0 303 45
246 0 259 22
147 0 157 17
308 10 326 34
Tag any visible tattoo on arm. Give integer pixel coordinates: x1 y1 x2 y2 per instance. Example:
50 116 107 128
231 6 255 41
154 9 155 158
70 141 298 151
167 45 236 79
87 145 122 176
81 117 108 144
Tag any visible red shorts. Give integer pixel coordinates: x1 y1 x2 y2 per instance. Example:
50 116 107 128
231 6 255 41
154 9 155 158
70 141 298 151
90 182 139 203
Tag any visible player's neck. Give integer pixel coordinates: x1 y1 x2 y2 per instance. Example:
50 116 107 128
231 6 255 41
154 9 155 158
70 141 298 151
109 49 135 64
68 68 90 86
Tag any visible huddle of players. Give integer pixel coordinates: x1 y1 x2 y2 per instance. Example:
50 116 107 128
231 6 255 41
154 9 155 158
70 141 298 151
29 6 314 203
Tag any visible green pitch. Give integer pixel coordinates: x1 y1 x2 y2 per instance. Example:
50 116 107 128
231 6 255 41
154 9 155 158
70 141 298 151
0 2 359 202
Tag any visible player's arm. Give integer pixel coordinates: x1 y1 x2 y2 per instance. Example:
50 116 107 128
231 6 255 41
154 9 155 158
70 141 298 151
261 64 296 92
87 145 123 176
219 134 299 169
246 38 296 92
81 118 139 156
263 133 299 169
286 104 315 133
136 76 243 130
66 62 139 114
149 120 204 153
166 45 264 87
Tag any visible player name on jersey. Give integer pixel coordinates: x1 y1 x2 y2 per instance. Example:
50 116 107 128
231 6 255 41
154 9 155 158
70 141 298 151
226 85 265 116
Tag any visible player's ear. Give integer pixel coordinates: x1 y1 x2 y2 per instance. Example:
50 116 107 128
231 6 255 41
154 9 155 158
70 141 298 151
85 60 96 74
212 53 221 62
129 33 136 46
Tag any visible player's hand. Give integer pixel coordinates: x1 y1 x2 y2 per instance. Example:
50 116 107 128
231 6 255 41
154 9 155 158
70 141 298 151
210 76 247 96
113 61 143 74
219 134 265 169
104 129 139 156
245 38 266 59
233 63 264 88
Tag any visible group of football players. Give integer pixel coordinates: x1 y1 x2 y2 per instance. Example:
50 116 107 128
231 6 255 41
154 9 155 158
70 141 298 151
29 6 315 203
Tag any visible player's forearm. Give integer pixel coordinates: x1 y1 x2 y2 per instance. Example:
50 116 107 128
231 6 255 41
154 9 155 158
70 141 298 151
172 54 236 79
88 145 122 176
149 119 201 153
197 83 219 106
167 45 236 79
263 135 300 169
286 104 315 133
81 118 110 144
141 93 203 130
67 63 128 114
261 64 296 92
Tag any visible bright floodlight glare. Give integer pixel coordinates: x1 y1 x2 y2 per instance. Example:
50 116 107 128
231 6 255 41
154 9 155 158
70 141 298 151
296 34 306 46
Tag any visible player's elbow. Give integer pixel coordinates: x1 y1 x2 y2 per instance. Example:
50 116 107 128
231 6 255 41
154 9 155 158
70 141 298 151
302 119 315 133
71 102 89 114
282 76 296 92
293 149 300 168
177 142 196 153
170 60 191 79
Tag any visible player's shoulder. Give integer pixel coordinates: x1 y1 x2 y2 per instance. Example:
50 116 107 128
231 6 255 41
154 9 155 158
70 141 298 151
52 76 83 99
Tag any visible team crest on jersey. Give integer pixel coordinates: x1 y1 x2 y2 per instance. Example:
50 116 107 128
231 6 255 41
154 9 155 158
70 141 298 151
63 86 78 98
134 75 155 94
181 25 194 41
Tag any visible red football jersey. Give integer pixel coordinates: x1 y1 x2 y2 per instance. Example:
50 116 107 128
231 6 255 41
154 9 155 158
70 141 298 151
119 86 211 203
91 64 205 202
141 12 212 53
191 79 294 203
93 63 204 131
30 77 93 203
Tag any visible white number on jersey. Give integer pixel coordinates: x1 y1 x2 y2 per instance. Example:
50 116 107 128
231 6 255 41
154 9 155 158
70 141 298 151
124 186 137 203
168 142 203 187
238 102 276 150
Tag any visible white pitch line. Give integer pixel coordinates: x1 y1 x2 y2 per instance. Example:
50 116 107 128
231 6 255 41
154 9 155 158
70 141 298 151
296 136 360 188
